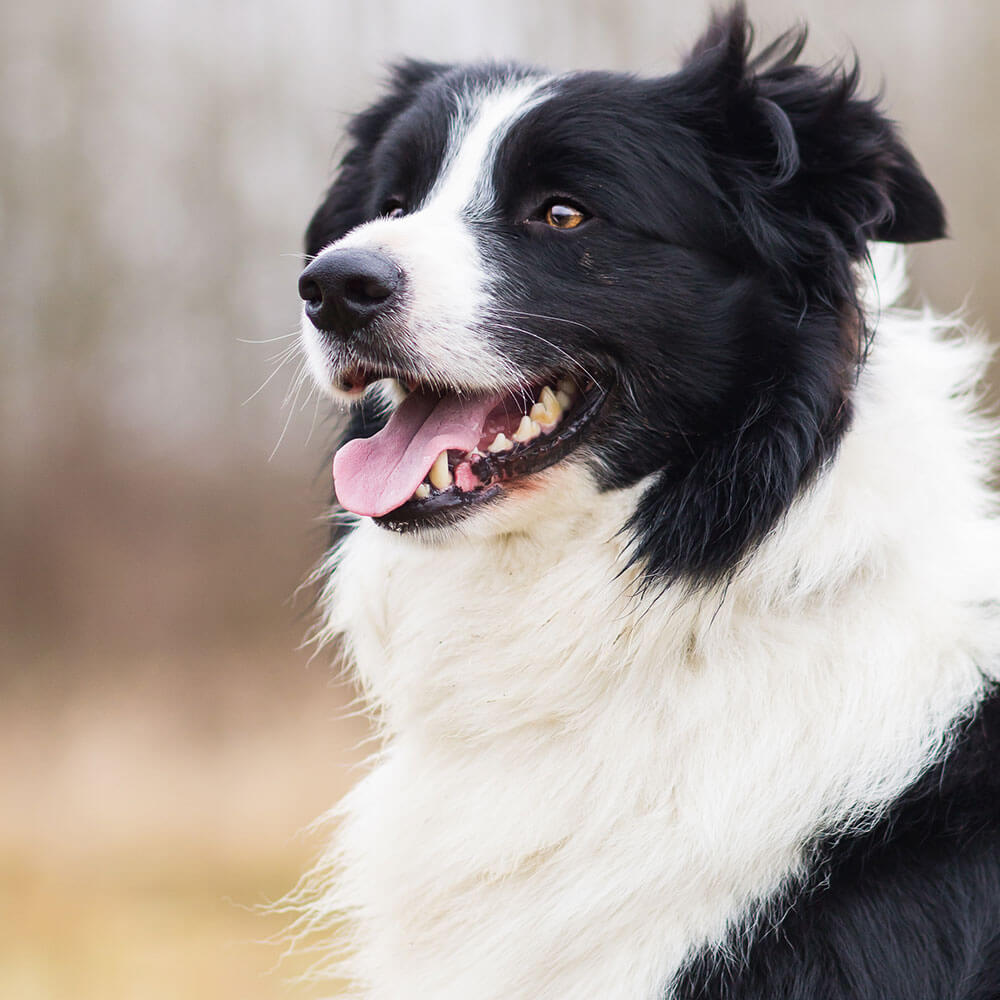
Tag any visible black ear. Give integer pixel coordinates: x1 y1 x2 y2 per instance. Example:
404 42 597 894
872 142 947 243
680 4 945 260
304 60 449 258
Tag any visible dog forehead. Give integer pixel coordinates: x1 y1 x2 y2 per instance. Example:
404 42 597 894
421 74 551 217
333 73 555 265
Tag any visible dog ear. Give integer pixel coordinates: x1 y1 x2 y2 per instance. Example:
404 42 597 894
679 4 945 259
305 60 449 258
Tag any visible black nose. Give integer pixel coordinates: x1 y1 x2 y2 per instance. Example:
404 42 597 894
298 249 402 336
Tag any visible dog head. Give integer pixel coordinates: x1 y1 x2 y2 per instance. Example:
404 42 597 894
299 4 944 583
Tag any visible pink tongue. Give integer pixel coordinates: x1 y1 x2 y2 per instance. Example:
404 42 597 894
333 391 502 517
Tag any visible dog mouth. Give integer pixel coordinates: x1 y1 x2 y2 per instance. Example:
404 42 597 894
331 367 606 530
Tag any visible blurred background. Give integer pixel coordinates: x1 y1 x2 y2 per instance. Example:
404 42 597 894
2 0 997 997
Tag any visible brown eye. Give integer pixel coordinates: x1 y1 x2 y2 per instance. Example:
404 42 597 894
381 198 406 219
544 203 587 230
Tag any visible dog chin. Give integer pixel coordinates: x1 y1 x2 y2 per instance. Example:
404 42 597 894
384 466 601 550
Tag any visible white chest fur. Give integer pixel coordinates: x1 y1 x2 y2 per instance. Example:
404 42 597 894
307 281 1000 1000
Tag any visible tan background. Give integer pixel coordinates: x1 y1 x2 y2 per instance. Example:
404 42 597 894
2 1 998 997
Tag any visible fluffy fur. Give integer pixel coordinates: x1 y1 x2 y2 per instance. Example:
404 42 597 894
295 8 1000 999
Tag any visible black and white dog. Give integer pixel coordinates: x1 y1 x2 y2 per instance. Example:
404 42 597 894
295 6 1000 998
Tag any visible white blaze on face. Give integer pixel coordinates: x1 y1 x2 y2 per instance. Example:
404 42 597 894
301 77 550 398
426 77 548 220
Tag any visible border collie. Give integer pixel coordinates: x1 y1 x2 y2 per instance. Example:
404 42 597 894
294 6 1000 998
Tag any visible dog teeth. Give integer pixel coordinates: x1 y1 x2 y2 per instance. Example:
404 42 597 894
429 451 452 490
407 382 578 496
410 383 578 501
487 433 514 453
529 385 562 432
513 415 542 442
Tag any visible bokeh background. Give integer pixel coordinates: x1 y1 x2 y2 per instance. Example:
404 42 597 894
2 1 997 997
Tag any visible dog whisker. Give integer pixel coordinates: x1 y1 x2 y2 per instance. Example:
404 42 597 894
243 342 302 407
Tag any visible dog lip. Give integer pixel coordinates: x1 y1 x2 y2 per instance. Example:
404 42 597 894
333 359 419 394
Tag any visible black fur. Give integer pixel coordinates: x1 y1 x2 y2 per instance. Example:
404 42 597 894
306 4 944 587
671 690 1000 1000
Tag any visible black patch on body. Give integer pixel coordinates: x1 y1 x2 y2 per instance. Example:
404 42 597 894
671 689 1000 1000
306 4 945 587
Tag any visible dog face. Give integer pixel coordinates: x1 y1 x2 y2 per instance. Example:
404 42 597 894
300 6 944 583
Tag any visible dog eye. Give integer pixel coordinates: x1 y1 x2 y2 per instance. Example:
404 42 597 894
542 202 588 230
380 198 407 219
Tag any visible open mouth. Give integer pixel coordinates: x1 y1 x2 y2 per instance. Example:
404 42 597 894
331 368 606 531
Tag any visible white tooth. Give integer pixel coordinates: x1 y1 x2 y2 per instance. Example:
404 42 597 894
557 377 576 397
413 482 431 500
429 451 452 490
487 433 514 453
555 389 572 412
513 415 541 442
529 386 562 431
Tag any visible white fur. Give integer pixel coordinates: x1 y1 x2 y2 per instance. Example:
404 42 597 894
300 246 1000 999
301 78 549 400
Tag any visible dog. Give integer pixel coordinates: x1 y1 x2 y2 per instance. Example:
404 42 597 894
294 6 1000 998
